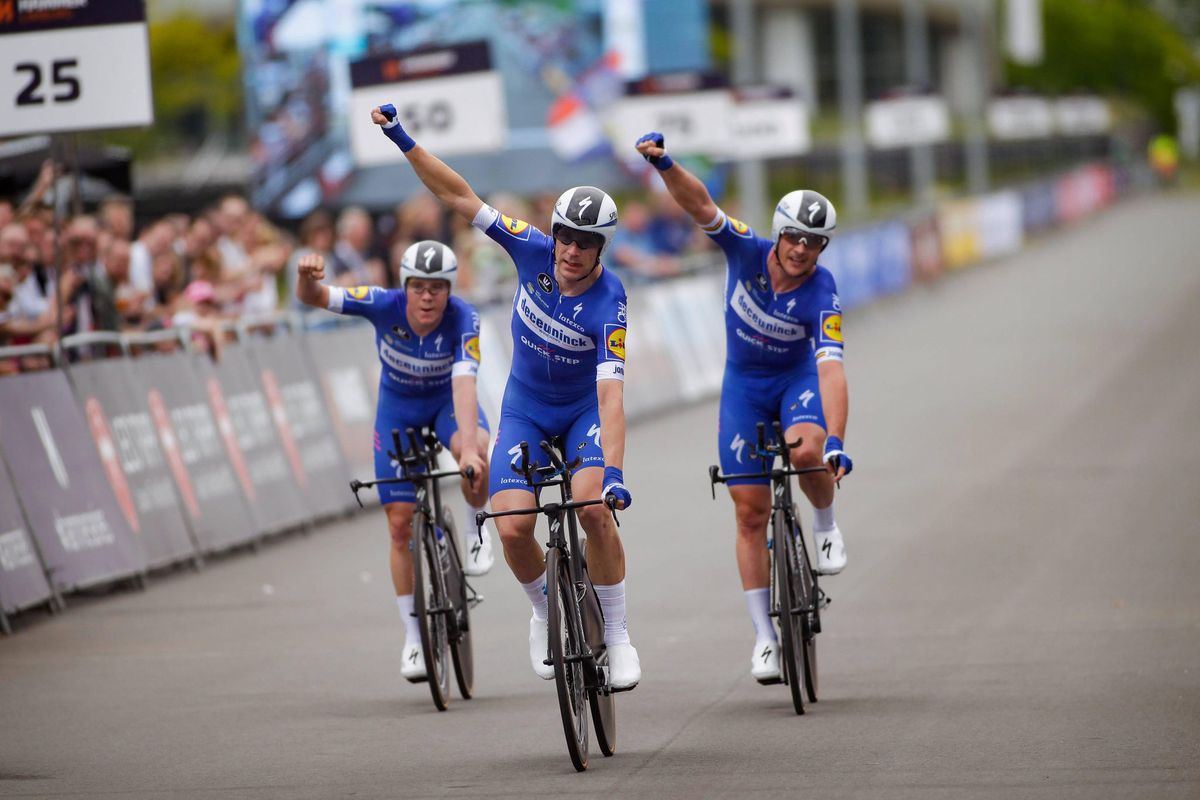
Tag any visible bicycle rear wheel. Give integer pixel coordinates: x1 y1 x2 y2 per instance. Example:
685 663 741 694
581 574 616 757
547 546 590 771
442 507 474 700
774 511 805 716
412 509 452 711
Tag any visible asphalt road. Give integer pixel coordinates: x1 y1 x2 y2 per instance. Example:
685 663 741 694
2 193 1199 799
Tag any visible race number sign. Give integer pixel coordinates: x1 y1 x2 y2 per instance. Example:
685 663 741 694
0 0 153 137
864 95 950 149
730 87 811 158
348 40 506 166
608 74 732 158
988 96 1055 140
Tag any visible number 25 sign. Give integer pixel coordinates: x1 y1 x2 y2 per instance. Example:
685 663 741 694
0 0 153 137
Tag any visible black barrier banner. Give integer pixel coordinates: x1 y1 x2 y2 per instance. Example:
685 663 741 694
0 372 143 592
67 358 198 569
211 343 311 533
132 352 258 553
249 334 355 517
0 453 52 617
303 325 380 488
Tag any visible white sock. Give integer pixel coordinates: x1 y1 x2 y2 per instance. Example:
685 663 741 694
594 581 630 646
465 503 487 538
521 571 549 621
813 503 836 533
745 587 775 645
397 594 420 644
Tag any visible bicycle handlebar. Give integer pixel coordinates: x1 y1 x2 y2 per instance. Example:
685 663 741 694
347 425 474 508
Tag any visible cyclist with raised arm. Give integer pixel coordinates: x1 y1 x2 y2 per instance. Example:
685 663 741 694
371 103 640 690
636 132 853 684
295 243 494 683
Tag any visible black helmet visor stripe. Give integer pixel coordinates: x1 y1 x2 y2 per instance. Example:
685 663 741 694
567 187 606 226
416 244 443 274
798 191 828 228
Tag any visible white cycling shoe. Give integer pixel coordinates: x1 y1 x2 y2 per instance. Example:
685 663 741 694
814 525 847 575
751 640 781 683
462 523 494 576
529 615 554 680
401 641 426 682
607 642 641 690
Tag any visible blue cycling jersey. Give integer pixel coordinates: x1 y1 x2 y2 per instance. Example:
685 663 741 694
704 209 844 372
327 285 481 398
471 204 627 402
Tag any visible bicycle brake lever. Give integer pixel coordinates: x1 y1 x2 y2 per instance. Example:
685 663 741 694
605 494 621 528
349 479 365 509
474 511 486 543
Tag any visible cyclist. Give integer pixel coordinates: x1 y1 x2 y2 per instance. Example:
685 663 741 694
636 132 853 683
371 103 641 690
295 243 494 682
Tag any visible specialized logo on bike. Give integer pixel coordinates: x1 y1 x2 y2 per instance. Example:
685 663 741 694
730 282 805 341
537 272 556 294
820 311 843 344
462 334 481 363
516 288 594 351
348 286 374 302
729 217 753 238
604 325 626 361
500 214 531 240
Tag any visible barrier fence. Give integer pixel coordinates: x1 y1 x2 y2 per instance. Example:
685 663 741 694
0 159 1141 633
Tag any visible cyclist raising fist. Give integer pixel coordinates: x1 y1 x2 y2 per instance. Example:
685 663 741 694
636 131 853 683
296 244 494 684
373 103 640 690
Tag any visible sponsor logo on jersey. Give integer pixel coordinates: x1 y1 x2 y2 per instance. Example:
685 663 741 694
537 272 556 294
820 311 843 344
604 324 626 361
390 325 412 341
500 214 531 240
617 300 627 324
380 340 453 378
730 281 806 341
516 287 595 351
462 334 481 362
348 286 374 302
729 217 753 238
755 273 769 292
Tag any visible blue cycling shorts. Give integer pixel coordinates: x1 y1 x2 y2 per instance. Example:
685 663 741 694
489 377 605 497
718 364 826 486
373 388 489 505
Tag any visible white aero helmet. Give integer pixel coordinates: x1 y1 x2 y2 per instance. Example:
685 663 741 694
399 240 457 289
771 189 837 245
551 186 618 253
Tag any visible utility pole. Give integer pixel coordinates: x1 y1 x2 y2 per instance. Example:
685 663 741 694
903 0 936 207
835 0 869 217
730 0 768 227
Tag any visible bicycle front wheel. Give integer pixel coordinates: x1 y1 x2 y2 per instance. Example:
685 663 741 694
442 507 474 700
547 546 590 771
774 511 805 716
792 513 819 703
412 509 452 711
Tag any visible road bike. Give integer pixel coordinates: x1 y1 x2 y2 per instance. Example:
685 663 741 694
709 421 830 715
351 427 480 711
477 439 621 771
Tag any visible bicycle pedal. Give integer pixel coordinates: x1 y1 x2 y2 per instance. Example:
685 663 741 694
609 683 638 694
755 676 783 686
405 675 429 684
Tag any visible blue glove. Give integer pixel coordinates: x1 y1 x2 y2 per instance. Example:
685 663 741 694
377 103 416 152
602 466 632 510
823 436 853 477
635 132 674 171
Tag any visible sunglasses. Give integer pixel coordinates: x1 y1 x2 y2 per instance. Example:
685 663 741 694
406 281 449 297
553 227 603 251
779 228 829 249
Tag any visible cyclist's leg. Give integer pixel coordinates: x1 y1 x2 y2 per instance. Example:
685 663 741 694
719 370 780 673
438 401 491 509
780 372 844 572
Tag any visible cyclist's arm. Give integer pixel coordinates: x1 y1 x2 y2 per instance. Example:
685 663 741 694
372 106 484 222
597 379 626 471
817 359 848 442
295 253 330 310
636 140 719 226
451 374 482 461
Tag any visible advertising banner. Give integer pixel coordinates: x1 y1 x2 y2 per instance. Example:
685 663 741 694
620 293 686 419
0 372 143 593
822 232 876 309
248 333 354 517
132 351 259 552
909 215 944 283
0 455 52 623
975 191 1024 260
1020 180 1058 235
304 324 380 489
212 342 311 533
67 359 197 569
937 200 983 269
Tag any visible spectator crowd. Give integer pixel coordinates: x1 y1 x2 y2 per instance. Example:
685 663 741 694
2 160 719 370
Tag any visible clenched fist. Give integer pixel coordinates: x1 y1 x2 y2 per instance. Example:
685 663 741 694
298 252 325 281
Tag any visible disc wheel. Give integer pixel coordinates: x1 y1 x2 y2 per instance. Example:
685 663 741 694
774 513 805 716
412 509 452 711
442 507 474 700
547 546 589 771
